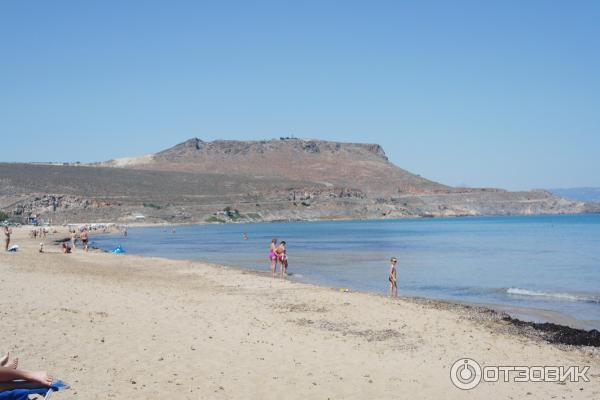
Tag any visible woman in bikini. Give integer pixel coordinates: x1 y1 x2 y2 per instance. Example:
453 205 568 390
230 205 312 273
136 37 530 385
268 238 278 279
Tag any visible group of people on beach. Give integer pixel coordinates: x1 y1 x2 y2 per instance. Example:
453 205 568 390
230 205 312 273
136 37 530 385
29 227 49 239
267 237 399 296
63 227 89 253
7 222 399 297
268 238 288 278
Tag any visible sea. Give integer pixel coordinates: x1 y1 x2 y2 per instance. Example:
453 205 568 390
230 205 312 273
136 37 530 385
92 214 600 330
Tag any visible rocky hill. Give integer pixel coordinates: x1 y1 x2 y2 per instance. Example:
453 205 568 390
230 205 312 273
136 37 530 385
1 138 597 224
102 138 447 196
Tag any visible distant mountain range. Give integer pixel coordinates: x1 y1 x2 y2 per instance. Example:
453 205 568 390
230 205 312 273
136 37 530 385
1 138 598 224
548 188 600 202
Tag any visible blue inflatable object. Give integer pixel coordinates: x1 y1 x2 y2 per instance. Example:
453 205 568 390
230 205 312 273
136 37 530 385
111 245 125 254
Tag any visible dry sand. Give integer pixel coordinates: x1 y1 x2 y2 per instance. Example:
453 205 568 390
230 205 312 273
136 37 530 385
1 227 598 399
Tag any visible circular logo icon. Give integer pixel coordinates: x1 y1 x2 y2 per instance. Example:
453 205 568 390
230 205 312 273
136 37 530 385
450 358 482 390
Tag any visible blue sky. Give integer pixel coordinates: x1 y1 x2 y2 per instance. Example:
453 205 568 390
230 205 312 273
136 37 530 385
1 1 598 190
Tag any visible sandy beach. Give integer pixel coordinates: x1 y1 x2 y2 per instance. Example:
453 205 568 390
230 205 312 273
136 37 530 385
1 226 598 399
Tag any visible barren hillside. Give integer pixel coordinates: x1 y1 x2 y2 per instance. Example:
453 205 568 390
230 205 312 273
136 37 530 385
102 138 448 196
0 138 597 224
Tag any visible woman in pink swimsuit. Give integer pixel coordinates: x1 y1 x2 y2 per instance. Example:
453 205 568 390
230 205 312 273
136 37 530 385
269 238 278 279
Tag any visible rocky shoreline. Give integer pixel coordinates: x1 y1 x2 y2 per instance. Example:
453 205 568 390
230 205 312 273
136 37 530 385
501 315 600 347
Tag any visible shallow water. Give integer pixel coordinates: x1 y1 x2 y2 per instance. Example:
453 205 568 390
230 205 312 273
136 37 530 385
92 214 600 329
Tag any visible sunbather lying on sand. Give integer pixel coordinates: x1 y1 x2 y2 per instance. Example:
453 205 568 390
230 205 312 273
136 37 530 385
0 352 53 390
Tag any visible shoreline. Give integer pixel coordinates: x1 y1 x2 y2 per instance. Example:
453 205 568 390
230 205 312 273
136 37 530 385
26 226 600 338
8 210 600 230
87 222 600 335
138 261 600 345
2 225 599 399
101 210 600 224
87 233 600 345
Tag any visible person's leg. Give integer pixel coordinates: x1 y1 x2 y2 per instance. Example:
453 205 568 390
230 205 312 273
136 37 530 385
0 367 52 386
270 257 276 279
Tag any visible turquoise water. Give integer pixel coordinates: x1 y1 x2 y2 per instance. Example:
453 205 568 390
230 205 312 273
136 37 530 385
92 215 600 329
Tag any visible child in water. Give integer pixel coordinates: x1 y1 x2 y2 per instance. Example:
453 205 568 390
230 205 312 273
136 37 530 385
389 257 398 297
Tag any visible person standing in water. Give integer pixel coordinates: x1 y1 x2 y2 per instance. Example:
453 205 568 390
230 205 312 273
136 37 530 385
70 230 77 252
268 238 278 279
276 241 288 278
80 229 89 252
389 257 398 297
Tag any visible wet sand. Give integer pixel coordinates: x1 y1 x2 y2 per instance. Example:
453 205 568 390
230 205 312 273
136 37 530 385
1 227 598 399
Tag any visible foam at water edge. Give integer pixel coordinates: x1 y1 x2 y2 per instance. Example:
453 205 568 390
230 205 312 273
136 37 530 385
507 288 600 303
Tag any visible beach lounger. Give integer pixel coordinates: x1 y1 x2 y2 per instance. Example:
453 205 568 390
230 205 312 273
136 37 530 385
0 379 68 400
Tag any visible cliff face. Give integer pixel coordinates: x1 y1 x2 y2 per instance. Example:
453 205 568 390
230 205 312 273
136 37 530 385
1 138 595 224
